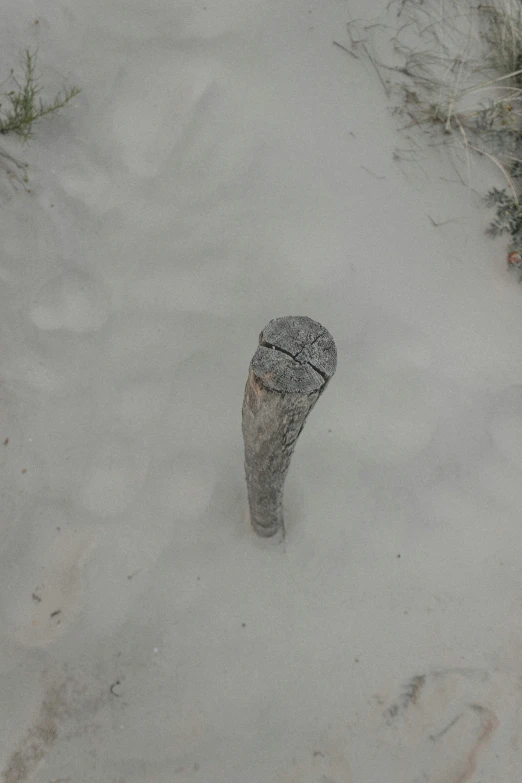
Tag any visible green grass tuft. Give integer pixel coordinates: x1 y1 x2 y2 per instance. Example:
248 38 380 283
0 48 80 141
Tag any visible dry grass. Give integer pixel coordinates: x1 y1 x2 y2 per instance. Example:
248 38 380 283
337 0 522 271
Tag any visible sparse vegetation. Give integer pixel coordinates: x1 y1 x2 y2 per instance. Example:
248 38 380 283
0 48 80 188
337 0 522 279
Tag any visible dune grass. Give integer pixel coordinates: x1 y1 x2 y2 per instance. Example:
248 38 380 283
338 0 522 277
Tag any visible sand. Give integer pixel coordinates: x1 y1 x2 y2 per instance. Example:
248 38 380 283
1 0 522 781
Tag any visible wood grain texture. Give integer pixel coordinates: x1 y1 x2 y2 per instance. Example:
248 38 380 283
242 316 337 537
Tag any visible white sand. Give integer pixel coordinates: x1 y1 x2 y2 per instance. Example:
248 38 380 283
1 0 522 781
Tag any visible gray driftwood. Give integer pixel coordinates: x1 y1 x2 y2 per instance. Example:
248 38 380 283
242 315 337 538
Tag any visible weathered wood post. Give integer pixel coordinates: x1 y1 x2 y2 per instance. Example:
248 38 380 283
242 316 337 538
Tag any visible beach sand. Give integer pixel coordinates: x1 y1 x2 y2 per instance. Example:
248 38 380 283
1 1 521 780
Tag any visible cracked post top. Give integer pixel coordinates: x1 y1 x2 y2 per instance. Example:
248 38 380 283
251 316 337 395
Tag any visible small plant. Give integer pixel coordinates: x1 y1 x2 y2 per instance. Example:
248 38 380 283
0 48 80 191
0 48 80 141
486 187 522 243
485 186 522 278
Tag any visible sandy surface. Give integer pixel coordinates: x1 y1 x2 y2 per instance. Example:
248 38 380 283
1 1 522 781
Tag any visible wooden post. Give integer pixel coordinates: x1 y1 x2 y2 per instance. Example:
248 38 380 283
242 316 337 538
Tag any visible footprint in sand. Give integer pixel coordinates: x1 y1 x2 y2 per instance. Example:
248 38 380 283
0 501 95 648
1 672 107 783
381 669 498 783
29 270 110 333
106 48 218 177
